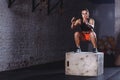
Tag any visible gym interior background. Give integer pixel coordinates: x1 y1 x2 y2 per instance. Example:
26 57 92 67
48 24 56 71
0 0 119 72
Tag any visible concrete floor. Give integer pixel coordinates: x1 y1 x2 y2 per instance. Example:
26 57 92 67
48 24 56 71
0 61 119 80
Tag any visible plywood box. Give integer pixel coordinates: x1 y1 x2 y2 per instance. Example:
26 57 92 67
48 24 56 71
65 52 104 76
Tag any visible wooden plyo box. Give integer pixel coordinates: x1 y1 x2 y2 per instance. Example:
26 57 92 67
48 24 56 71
65 52 104 76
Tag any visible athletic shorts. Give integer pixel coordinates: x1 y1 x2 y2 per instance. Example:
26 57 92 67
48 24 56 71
81 32 91 41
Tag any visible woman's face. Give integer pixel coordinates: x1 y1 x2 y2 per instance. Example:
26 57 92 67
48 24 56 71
81 10 89 19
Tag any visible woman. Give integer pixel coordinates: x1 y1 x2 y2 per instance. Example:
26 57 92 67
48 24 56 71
71 8 98 53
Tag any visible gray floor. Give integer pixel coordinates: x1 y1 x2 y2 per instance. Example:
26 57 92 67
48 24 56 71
0 62 119 80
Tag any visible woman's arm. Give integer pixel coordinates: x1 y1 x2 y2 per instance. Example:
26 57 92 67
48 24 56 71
71 18 81 29
88 18 95 29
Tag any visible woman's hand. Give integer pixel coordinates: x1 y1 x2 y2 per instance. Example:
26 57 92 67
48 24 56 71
71 17 76 23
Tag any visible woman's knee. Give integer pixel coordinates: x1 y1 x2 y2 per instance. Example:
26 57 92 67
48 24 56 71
74 32 80 37
90 32 96 38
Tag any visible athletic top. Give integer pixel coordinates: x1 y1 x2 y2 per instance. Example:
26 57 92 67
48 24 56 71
80 19 92 31
73 18 93 32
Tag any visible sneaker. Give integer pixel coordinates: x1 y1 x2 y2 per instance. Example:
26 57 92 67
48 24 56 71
93 48 98 53
76 48 81 53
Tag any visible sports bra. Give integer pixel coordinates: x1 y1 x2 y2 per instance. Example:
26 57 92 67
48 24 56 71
80 18 92 31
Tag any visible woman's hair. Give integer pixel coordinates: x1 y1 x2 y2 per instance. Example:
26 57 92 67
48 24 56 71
81 8 89 13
